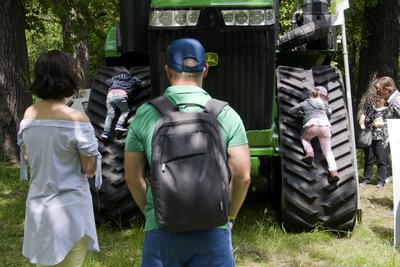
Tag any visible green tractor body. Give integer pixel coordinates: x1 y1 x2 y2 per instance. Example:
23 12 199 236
86 0 358 232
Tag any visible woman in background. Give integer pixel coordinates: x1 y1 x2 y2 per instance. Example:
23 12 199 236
359 96 390 188
18 50 102 267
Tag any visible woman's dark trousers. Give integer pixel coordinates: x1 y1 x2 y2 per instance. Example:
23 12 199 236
363 140 388 184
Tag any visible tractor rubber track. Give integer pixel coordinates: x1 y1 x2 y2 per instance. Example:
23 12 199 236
277 65 357 232
86 66 151 225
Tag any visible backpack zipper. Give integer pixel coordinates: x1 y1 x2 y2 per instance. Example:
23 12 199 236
161 153 206 173
162 163 166 172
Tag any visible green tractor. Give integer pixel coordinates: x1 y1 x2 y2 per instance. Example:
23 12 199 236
86 0 359 232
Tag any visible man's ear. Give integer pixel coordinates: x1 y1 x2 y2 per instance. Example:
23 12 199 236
203 64 209 78
165 64 172 81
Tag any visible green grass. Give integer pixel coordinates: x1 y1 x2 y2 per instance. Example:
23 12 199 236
1 160 400 266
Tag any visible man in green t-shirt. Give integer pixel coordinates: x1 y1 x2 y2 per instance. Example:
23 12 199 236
125 38 250 266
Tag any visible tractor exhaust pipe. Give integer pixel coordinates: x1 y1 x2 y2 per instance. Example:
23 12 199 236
278 0 335 50
120 0 150 65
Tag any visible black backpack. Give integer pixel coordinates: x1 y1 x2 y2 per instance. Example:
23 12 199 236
148 95 231 232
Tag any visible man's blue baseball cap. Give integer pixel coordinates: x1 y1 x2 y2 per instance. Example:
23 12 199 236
167 38 206 73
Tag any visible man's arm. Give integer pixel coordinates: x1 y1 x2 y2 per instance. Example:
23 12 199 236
227 144 251 218
124 151 148 213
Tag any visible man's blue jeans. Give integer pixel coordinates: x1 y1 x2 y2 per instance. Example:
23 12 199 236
141 228 234 267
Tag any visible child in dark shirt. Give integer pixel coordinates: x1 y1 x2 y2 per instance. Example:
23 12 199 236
102 70 142 140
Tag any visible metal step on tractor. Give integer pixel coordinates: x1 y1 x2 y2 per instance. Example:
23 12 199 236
84 0 359 232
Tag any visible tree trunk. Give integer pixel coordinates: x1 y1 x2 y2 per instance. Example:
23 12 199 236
59 4 90 88
0 0 32 161
357 0 400 101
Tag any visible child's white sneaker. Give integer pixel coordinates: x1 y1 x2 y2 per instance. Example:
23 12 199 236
115 124 127 132
101 131 110 140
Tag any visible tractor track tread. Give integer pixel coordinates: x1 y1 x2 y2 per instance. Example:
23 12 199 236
277 65 357 232
86 66 151 225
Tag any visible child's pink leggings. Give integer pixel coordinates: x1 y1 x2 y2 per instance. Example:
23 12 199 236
301 125 337 171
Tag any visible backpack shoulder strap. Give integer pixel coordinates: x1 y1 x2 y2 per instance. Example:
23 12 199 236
148 96 176 116
205 99 228 118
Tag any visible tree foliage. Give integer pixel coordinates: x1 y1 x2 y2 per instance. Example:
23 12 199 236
278 0 296 34
24 0 119 85
25 0 63 77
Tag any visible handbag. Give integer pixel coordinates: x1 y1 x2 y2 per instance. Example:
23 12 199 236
357 128 372 148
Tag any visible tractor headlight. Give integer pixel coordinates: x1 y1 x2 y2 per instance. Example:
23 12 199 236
249 10 265 25
221 9 275 26
150 10 201 27
264 9 275 25
221 10 235 26
187 10 201 26
159 11 174 26
235 10 249 26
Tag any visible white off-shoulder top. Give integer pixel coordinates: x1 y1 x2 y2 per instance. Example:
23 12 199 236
17 119 102 265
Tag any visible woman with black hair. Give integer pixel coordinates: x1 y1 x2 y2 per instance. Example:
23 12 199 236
18 50 101 267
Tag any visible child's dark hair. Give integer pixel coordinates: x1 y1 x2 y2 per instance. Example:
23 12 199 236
30 50 81 100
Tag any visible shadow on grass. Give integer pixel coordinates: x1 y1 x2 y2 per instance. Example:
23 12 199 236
371 226 394 243
96 215 145 233
368 196 393 208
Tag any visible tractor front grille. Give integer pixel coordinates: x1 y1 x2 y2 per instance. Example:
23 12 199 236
149 9 276 130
